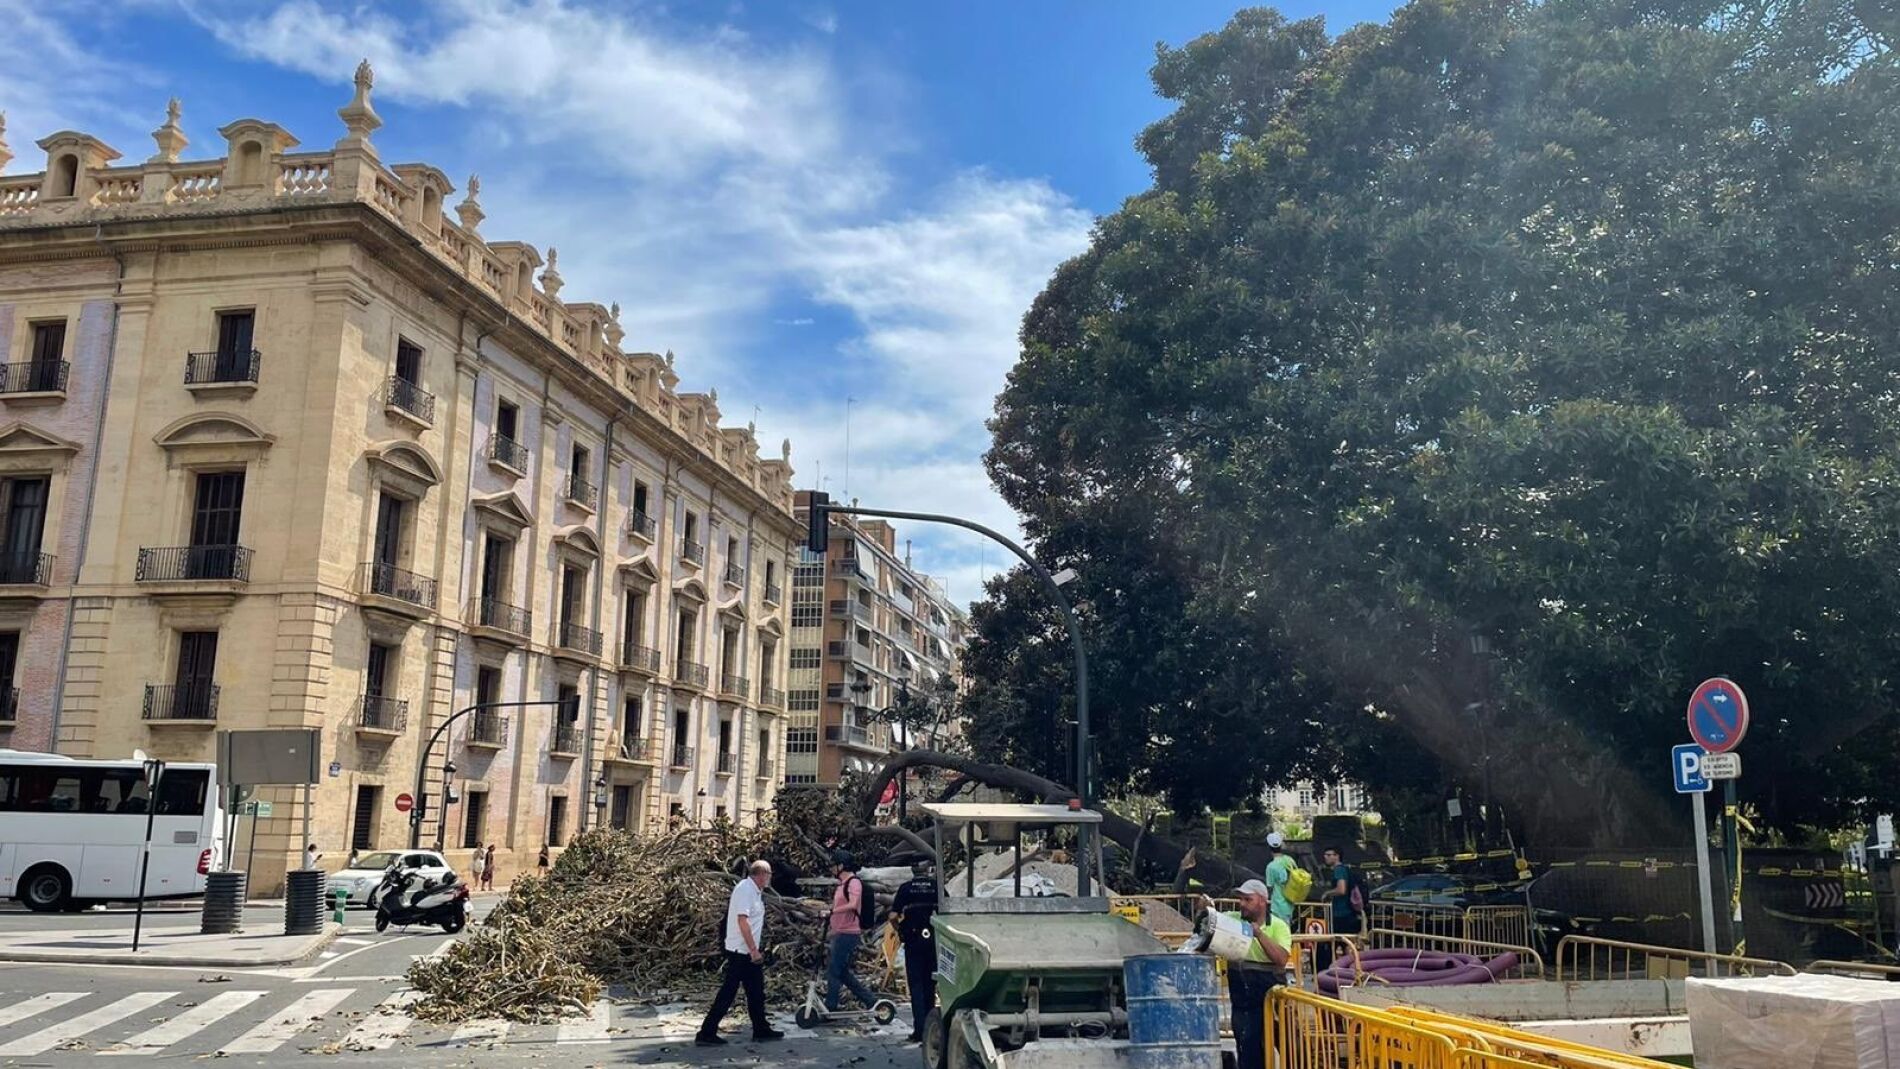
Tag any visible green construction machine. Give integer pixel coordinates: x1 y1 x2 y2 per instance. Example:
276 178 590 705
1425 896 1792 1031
921 802 1212 1069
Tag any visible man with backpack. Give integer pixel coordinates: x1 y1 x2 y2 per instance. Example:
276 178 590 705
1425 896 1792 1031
826 851 881 1013
1263 833 1310 924
1316 846 1364 973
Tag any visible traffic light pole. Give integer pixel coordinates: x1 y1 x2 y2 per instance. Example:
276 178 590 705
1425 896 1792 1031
409 700 571 849
810 498 1093 807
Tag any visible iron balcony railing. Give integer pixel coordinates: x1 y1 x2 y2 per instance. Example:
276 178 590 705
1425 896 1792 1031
0 360 68 394
763 582 783 605
144 683 218 721
716 751 736 775
185 349 260 385
760 685 785 709
670 744 694 769
617 735 652 762
468 710 509 746
681 539 704 565
137 545 252 583
562 473 598 510
487 432 529 471
0 551 52 585
675 660 709 688
468 596 532 637
551 724 583 755
723 563 744 587
720 673 750 699
357 694 409 732
558 620 604 656
620 642 661 673
628 510 656 540
363 561 436 607
383 376 435 423
756 761 778 781
0 688 17 723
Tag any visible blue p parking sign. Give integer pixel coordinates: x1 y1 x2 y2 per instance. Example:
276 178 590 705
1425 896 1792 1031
1673 743 1711 794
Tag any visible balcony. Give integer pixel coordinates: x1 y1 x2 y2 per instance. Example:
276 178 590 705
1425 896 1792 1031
144 683 218 725
136 545 252 591
763 582 782 606
467 710 509 749
680 539 704 567
669 744 694 770
627 510 657 541
467 596 531 645
619 641 661 675
382 376 435 426
715 751 736 776
826 640 849 660
755 760 777 782
556 619 604 659
609 735 653 765
760 685 786 710
184 349 261 395
719 673 750 700
675 659 710 688
827 722 876 750
0 360 68 401
355 694 408 737
723 563 744 588
550 724 583 757
562 473 598 511
361 561 436 616
0 550 52 589
486 432 529 475
0 688 17 724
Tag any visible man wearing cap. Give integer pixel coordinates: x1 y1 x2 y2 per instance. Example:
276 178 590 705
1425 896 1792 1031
1263 832 1297 925
1210 879 1292 1069
826 851 879 1013
889 859 940 1043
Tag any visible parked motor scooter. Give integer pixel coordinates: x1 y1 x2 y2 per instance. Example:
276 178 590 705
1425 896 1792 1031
372 864 470 934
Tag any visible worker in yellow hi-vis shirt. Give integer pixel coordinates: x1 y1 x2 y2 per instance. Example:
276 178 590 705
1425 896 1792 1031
1206 880 1291 1069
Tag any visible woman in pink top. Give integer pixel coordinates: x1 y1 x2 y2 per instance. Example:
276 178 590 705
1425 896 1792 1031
826 851 878 1012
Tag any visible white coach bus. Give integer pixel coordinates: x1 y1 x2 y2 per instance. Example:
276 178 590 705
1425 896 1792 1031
0 751 224 911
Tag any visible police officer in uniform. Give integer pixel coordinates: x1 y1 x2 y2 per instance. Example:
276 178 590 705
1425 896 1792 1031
889 859 940 1043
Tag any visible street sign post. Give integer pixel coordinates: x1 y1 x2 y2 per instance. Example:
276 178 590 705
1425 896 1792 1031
1687 678 1749 954
1699 753 1741 780
1673 744 1719 954
395 793 415 814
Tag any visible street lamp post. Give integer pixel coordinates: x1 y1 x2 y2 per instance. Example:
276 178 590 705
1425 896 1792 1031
409 700 573 849
593 775 609 824
131 757 165 953
433 761 459 851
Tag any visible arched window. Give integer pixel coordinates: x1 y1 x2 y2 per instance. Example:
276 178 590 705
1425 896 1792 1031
51 155 79 199
235 141 265 186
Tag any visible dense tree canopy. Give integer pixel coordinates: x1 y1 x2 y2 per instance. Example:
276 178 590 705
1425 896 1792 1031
969 0 1899 846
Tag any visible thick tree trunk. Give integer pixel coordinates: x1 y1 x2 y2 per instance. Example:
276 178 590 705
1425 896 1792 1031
863 750 1262 889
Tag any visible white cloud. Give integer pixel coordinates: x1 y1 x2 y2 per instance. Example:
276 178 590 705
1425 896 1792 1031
0 0 162 154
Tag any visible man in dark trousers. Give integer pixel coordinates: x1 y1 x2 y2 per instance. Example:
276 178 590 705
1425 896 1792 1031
889 859 940 1043
696 860 786 1046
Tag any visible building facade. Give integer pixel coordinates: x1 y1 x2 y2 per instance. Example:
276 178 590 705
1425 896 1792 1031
787 494 969 787
0 70 798 893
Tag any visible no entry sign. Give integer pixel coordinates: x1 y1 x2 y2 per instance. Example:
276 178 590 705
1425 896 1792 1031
1687 678 1749 754
394 792 415 813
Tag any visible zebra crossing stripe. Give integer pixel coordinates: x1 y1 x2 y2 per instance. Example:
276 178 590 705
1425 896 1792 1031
219 988 353 1054
0 992 87 1032
102 991 268 1056
341 990 423 1050
557 1001 611 1043
449 1018 510 1045
0 991 175 1056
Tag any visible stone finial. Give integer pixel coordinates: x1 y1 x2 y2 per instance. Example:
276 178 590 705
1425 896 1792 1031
610 301 620 321
336 57 383 152
781 438 792 462
709 387 719 404
748 419 756 435
665 350 676 368
455 172 485 232
603 302 625 349
148 98 188 163
0 112 10 175
539 247 563 298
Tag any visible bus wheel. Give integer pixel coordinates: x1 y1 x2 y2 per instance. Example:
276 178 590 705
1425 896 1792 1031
20 865 72 913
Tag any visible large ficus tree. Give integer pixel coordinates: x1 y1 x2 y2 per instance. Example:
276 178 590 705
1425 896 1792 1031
973 0 1899 845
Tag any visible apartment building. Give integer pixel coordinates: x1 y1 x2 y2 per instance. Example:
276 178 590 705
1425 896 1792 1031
786 494 969 786
0 70 798 892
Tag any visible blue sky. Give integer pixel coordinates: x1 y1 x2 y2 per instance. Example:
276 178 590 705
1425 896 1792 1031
2 0 1395 604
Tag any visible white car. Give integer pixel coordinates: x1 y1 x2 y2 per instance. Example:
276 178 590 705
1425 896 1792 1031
329 849 454 908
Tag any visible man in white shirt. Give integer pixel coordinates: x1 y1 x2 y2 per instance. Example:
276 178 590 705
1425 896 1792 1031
696 860 786 1045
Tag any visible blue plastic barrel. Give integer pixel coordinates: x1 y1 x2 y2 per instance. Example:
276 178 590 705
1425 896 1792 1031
1123 953 1223 1068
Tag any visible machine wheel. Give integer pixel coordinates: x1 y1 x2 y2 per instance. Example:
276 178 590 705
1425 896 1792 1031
872 1000 897 1026
794 1006 822 1029
440 913 466 935
19 866 72 913
374 915 389 933
944 1011 977 1069
920 1009 947 1069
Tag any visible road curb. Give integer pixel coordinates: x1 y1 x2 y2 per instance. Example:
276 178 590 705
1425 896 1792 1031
0 924 341 968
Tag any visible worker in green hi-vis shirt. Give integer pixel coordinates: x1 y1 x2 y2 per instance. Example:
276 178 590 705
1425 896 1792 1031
1204 880 1292 1069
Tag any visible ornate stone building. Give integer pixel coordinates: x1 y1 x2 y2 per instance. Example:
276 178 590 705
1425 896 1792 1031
0 68 798 892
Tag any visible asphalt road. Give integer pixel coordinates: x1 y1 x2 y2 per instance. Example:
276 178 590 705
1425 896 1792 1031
0 900 917 1068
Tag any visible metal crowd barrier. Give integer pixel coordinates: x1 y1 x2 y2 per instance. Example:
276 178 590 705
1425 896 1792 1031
1383 1005 1672 1068
1364 927 1548 980
1806 959 1900 980
1554 935 1796 980
1367 899 1469 938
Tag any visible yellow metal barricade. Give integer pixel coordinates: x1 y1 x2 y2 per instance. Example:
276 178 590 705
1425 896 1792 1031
1273 987 1465 1069
1385 1005 1674 1068
1554 935 1795 980
1365 927 1547 980
1291 931 1364 987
